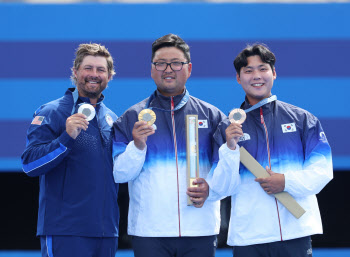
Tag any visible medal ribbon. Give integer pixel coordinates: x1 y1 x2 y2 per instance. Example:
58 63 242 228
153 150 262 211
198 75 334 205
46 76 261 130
145 90 190 112
244 95 277 114
70 88 102 115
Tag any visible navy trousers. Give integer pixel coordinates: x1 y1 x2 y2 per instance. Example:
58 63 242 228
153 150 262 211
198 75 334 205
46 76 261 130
233 236 312 257
40 235 118 257
132 235 217 257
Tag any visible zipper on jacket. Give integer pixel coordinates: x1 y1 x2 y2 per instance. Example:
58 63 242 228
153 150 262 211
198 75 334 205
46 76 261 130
171 96 182 237
260 107 283 241
96 110 107 236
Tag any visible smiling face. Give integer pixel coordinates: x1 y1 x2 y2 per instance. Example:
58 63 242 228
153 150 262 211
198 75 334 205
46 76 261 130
237 55 277 106
151 47 192 97
73 55 111 103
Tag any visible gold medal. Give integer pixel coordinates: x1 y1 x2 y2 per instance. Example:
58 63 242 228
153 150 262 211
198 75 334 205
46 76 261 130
138 109 156 126
229 108 246 124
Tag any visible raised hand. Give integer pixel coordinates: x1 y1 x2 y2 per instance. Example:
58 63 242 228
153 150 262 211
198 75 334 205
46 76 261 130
226 123 244 150
132 121 156 150
66 113 89 139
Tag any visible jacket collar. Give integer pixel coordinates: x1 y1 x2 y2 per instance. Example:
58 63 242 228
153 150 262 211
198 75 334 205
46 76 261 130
67 87 104 104
241 95 277 115
67 87 104 115
146 88 189 112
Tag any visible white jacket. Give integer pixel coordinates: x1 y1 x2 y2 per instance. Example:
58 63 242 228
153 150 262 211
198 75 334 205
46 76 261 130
112 90 240 237
212 98 333 246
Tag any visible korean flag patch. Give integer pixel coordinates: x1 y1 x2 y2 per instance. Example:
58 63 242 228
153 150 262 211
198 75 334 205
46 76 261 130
198 120 208 128
281 123 296 133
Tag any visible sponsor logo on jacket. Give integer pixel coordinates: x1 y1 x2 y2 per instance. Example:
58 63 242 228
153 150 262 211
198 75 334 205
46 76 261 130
105 113 114 127
319 131 327 142
238 133 251 142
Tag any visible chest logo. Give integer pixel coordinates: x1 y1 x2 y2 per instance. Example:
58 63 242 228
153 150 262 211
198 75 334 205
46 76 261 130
319 132 327 142
198 119 208 128
238 133 251 142
105 114 114 127
281 123 296 133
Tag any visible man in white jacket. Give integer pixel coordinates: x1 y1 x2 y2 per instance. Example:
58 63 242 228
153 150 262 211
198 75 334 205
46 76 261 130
212 44 333 257
112 34 243 257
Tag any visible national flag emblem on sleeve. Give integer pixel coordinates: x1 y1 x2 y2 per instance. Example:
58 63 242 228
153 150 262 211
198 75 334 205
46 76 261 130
31 116 45 125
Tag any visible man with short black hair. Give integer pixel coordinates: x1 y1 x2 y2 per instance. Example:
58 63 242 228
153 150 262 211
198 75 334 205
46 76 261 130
112 34 242 257
212 44 333 257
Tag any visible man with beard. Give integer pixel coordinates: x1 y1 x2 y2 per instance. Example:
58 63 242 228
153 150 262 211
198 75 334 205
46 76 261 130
21 43 119 257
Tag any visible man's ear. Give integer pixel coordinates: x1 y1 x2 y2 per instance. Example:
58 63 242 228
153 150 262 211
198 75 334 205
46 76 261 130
73 68 78 79
187 62 192 78
236 73 241 84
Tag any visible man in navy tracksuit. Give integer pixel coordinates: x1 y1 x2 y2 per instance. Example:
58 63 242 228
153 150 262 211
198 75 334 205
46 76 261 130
210 44 333 257
21 43 119 257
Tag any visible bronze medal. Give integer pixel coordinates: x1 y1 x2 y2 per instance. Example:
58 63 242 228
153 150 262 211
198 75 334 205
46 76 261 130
229 108 246 124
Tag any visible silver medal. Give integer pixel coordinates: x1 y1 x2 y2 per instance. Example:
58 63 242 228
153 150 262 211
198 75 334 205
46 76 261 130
78 104 96 121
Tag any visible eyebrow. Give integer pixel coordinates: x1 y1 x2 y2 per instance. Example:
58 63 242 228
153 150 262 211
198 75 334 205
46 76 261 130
155 58 182 62
245 64 269 69
83 64 107 69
